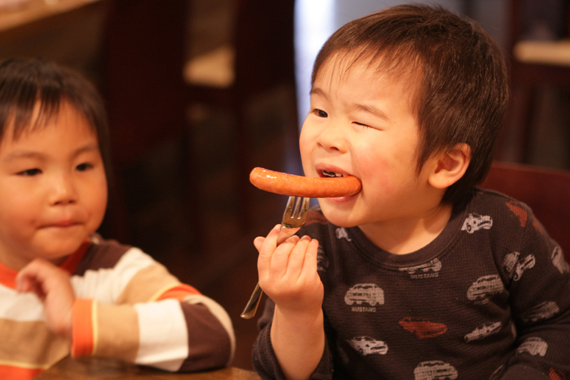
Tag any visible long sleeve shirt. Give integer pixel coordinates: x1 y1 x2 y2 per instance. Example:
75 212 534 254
0 234 235 380
253 188 570 380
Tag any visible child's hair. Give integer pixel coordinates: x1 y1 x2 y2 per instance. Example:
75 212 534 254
311 4 509 204
0 58 111 175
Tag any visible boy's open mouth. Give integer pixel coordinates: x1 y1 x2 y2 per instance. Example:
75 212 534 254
321 170 345 178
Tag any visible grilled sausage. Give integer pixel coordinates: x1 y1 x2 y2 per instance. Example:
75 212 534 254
250 167 361 198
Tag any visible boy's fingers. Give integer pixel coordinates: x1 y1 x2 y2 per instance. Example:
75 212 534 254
285 236 312 278
268 235 300 277
301 239 320 277
253 236 265 251
258 225 280 254
257 224 282 270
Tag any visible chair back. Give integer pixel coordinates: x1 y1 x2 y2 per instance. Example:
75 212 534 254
481 161 570 261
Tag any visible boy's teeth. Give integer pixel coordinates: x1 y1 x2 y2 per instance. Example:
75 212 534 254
323 170 343 178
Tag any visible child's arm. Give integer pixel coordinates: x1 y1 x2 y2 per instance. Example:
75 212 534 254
16 258 75 339
254 225 325 380
17 246 235 373
502 211 570 378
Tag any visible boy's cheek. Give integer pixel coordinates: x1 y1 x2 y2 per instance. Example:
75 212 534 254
298 138 314 174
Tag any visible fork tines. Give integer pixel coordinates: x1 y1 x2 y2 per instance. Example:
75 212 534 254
283 196 310 223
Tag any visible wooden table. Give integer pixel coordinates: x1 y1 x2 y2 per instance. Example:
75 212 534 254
35 356 261 379
0 0 102 40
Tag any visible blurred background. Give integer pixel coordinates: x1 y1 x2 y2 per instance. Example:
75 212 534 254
1 0 569 371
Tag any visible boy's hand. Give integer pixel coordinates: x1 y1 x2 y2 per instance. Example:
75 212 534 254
255 225 326 379
16 258 75 339
255 224 323 315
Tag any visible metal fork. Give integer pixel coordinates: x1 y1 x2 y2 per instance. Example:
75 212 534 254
240 196 311 319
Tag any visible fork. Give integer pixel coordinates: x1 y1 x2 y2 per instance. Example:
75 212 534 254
240 196 311 319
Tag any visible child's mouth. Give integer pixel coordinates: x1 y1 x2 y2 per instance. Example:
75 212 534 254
321 170 345 178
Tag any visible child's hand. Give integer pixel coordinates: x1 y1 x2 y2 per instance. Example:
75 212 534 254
16 258 75 339
254 224 323 316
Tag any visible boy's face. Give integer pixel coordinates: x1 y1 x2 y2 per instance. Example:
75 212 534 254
300 53 443 232
0 102 108 270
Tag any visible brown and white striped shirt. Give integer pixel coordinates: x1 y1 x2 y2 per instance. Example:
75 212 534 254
0 235 235 380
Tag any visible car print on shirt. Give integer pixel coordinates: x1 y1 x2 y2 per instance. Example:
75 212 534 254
464 321 502 342
506 201 528 227
502 251 520 277
521 301 560 323
466 274 504 304
552 246 570 274
399 259 442 279
548 367 566 380
517 337 548 356
461 213 492 234
348 336 388 356
513 254 535 281
399 317 448 339
335 227 352 241
344 284 384 306
414 360 458 380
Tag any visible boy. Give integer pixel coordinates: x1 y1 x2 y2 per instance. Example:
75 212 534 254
252 5 570 380
0 58 234 380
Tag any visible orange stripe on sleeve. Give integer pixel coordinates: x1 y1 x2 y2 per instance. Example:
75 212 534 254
0 364 43 380
155 284 201 302
71 298 95 357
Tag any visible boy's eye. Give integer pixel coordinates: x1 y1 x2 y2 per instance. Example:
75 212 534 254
76 163 93 171
314 109 328 118
18 168 42 176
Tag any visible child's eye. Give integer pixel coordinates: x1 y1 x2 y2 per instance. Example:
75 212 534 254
17 168 42 176
76 163 94 171
313 109 328 118
353 121 369 128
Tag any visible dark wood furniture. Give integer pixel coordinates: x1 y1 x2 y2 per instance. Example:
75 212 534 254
481 161 570 260
98 0 199 244
497 0 570 163
99 0 298 244
35 356 261 379
183 0 298 227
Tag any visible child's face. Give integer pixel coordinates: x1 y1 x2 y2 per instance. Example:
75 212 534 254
300 53 443 231
0 102 108 270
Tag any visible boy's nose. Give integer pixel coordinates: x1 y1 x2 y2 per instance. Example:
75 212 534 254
50 174 78 205
317 124 346 153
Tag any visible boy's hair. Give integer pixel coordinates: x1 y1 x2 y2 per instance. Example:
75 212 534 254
0 58 111 175
311 4 509 204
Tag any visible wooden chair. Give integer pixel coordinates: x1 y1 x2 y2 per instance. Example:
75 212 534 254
496 0 570 163
481 161 570 261
183 0 298 226
98 0 298 245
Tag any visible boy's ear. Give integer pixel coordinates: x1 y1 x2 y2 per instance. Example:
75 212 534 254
428 144 471 189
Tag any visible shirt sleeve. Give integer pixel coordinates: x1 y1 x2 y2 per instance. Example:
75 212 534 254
70 249 235 372
252 298 333 380
500 203 570 379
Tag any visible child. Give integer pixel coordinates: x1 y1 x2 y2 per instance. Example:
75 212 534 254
252 4 570 380
0 58 234 380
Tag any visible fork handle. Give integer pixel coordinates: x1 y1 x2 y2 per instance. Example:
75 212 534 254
240 283 263 319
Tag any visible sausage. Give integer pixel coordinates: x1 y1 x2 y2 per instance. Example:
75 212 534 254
250 167 361 198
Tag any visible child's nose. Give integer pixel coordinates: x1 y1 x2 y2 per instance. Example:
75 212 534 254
50 174 78 205
317 124 346 153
